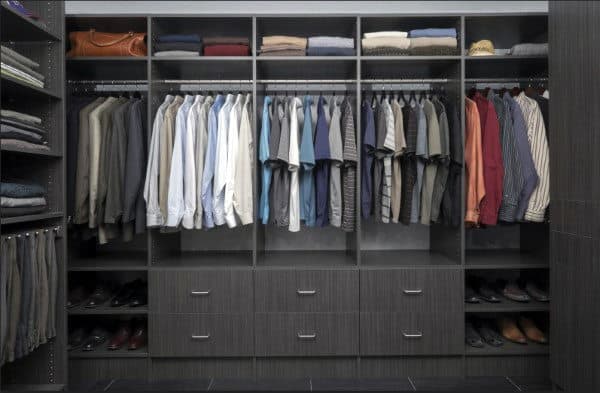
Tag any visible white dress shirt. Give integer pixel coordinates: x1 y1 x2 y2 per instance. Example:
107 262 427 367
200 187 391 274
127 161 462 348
180 95 204 229
194 96 213 229
224 94 244 228
213 94 234 226
288 97 302 232
233 94 254 225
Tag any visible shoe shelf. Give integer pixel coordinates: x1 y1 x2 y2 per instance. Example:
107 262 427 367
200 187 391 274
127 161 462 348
465 341 549 356
68 346 148 359
0 2 61 41
465 300 550 313
68 253 148 271
465 250 548 270
68 304 148 316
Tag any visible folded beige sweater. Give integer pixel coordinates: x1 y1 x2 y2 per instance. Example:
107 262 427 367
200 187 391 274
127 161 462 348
262 35 307 48
260 44 307 53
362 37 411 50
409 37 457 48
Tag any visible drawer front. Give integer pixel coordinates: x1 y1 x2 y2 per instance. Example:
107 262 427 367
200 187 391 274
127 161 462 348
150 270 252 313
360 312 462 355
255 313 358 356
360 269 461 312
150 314 253 357
255 270 358 312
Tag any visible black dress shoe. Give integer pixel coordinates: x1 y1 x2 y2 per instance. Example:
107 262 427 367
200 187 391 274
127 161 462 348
465 286 481 303
68 328 87 351
111 281 136 307
67 286 88 309
477 320 504 347
82 328 109 351
466 322 484 348
84 284 112 308
128 280 147 307
477 282 502 303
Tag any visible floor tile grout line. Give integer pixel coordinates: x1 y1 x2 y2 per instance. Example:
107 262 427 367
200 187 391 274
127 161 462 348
206 377 214 391
407 376 417 391
103 379 115 392
506 376 522 391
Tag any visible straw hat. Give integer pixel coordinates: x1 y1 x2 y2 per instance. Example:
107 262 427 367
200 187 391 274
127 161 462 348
468 40 495 56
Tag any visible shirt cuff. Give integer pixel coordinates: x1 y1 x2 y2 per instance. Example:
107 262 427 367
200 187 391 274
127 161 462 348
524 209 547 222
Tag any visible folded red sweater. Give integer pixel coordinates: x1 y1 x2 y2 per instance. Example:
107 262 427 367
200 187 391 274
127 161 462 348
203 44 250 56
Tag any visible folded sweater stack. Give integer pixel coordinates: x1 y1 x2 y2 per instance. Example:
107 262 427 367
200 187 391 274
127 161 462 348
154 34 202 57
408 28 458 55
362 31 410 56
307 36 355 56
203 36 250 56
0 182 47 217
1 45 45 88
260 35 307 56
1 109 49 152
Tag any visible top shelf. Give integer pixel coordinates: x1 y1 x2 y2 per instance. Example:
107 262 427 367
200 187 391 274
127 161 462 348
1 3 61 41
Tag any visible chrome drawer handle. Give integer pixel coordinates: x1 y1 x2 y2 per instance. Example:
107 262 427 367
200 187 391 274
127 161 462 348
402 289 423 295
402 331 423 339
297 289 317 296
191 290 211 296
297 332 317 340
191 334 211 340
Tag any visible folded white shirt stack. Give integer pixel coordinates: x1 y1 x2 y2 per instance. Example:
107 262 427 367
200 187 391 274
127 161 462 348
362 31 410 50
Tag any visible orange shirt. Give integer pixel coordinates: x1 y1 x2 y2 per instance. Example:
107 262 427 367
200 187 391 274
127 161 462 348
465 98 485 225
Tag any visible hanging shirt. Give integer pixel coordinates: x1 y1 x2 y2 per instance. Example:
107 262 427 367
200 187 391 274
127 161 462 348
166 95 195 228
159 95 184 225
472 91 504 226
361 99 376 219
420 98 440 226
400 102 418 225
299 95 316 226
411 100 427 223
258 96 272 224
144 95 173 227
212 94 234 226
224 94 245 228
381 98 395 223
271 99 290 227
341 98 358 232
233 94 254 225
288 97 302 232
430 97 450 223
514 91 550 222
465 97 486 225
124 98 147 235
329 97 344 228
194 96 212 228
180 95 203 229
314 96 331 227
390 98 406 223
201 94 224 228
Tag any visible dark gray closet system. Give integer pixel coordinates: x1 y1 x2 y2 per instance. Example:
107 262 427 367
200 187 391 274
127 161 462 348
2 3 598 391
0 0 67 390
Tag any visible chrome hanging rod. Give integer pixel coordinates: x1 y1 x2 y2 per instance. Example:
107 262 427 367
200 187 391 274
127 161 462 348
67 79 148 84
257 79 357 83
464 77 548 83
362 78 451 83
158 79 253 84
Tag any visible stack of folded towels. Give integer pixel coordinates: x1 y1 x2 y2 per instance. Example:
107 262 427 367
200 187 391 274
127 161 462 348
203 36 250 56
0 181 47 217
361 31 410 56
307 36 355 56
1 45 45 88
154 34 202 57
408 28 458 55
1 109 49 151
260 35 307 56
509 42 548 56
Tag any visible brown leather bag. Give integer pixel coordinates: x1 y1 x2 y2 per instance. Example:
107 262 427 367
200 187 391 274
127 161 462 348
67 29 147 57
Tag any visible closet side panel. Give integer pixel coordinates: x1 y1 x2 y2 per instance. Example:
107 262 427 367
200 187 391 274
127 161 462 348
549 2 600 392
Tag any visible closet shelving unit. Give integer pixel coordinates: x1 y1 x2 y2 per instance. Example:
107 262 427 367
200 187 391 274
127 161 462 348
0 1 66 390
63 12 549 388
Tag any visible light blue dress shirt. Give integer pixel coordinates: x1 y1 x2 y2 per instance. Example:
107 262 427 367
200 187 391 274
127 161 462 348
201 94 224 228
258 96 272 224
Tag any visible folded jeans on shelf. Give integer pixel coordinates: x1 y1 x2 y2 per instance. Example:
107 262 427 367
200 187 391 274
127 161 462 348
409 28 457 38
203 44 250 56
1 125 46 144
0 182 46 198
154 42 202 52
1 197 47 208
153 50 200 57
0 206 46 217
202 36 250 45
156 34 201 43
308 36 354 48
306 46 355 56
0 46 40 69
1 119 48 136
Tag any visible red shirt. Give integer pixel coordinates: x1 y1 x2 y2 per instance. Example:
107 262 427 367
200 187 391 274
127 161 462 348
471 92 504 226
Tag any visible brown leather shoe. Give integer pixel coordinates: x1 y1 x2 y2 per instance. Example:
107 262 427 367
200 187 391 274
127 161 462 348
107 324 131 350
498 317 527 344
128 325 147 350
519 317 548 344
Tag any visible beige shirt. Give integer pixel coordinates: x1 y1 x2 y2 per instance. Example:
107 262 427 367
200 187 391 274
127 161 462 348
159 95 184 222
233 94 254 226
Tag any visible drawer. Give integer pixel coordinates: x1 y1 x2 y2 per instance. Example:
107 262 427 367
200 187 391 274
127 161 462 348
255 313 358 356
360 269 461 312
360 312 462 355
150 270 252 313
150 314 253 357
255 270 358 312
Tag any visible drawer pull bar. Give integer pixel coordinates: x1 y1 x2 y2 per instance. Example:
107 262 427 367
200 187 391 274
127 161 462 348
402 289 423 295
191 334 211 340
191 290 211 296
297 333 317 340
402 331 423 339
296 289 317 296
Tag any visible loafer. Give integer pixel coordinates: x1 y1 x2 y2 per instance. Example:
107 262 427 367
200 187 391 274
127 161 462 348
128 280 147 307
111 281 136 307
477 282 501 303
68 328 87 351
519 317 548 344
465 286 481 303
525 281 549 302
84 284 112 308
500 280 531 302
466 322 484 348
128 324 147 350
498 317 527 344
477 320 504 347
107 324 132 350
82 328 109 351
67 286 89 309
